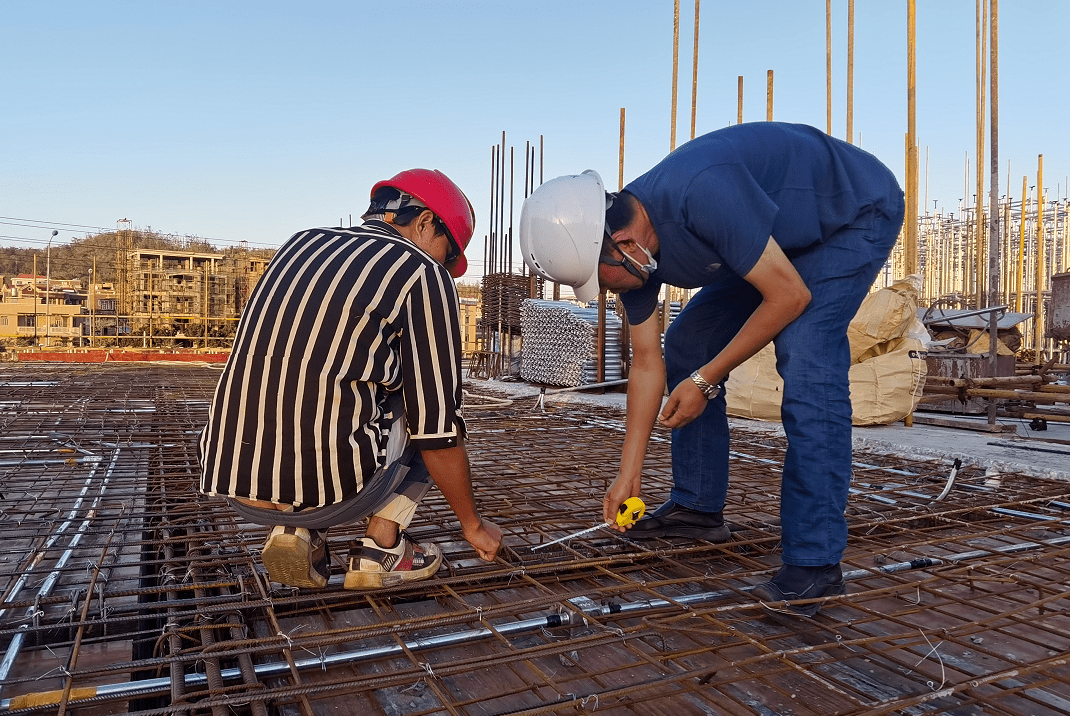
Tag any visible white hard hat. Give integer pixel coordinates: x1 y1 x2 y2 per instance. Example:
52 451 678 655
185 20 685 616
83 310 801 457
519 170 606 304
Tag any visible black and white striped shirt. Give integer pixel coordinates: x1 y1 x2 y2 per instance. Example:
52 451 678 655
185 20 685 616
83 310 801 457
199 220 464 508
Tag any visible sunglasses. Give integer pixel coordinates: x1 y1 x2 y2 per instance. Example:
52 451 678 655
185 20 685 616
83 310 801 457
438 220 461 264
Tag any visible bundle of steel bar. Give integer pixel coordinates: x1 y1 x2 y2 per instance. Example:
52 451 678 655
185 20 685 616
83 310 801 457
921 371 1070 422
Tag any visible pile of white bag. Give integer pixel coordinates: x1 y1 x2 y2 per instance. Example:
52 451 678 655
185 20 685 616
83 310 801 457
726 277 929 426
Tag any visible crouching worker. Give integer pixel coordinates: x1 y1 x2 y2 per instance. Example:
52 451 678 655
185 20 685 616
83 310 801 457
199 169 502 589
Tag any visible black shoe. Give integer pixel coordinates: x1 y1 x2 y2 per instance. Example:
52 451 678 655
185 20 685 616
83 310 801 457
628 500 731 541
751 563 846 617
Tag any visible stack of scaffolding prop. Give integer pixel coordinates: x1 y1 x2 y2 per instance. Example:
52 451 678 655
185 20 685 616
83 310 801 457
520 299 622 386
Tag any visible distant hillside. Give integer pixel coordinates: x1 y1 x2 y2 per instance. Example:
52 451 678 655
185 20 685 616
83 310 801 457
0 229 274 283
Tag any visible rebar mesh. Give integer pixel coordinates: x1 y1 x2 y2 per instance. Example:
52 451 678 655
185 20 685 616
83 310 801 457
0 364 1068 715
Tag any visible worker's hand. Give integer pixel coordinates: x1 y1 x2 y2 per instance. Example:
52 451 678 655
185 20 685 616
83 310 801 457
658 378 710 429
463 517 502 562
604 475 642 532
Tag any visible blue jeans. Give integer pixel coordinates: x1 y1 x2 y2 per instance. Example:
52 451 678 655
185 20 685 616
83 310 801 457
662 200 904 566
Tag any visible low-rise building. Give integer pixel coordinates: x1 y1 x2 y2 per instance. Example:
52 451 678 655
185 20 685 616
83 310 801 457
0 284 84 345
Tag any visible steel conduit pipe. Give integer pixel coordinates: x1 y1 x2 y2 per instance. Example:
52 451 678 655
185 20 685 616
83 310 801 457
0 448 119 697
0 460 104 623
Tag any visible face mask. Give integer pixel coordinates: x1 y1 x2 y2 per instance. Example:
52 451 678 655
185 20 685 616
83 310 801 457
599 238 657 283
622 244 658 273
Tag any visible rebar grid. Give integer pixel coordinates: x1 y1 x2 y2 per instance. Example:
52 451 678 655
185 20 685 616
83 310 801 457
0 365 1068 715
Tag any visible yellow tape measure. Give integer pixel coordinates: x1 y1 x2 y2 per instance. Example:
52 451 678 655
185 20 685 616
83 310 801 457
531 497 647 551
614 496 647 527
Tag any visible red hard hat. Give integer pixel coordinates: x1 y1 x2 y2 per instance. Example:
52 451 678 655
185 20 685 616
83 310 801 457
371 169 475 278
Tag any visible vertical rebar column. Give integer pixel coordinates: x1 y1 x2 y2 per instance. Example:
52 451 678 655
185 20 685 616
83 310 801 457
489 145 497 279
619 107 630 375
826 0 832 135
1005 159 1013 306
202 263 208 349
671 0 680 151
988 0 1000 308
975 0 987 309
690 0 699 141
524 141 530 286
737 76 743 124
766 70 774 121
1057 195 1065 270
847 0 855 144
966 207 975 303
1017 177 1027 312
509 146 514 274
904 0 918 275
924 146 929 218
1035 155 1045 363
500 131 506 275
1003 198 1012 307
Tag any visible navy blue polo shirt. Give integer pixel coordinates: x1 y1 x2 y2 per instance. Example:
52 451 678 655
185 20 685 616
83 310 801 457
618 122 902 324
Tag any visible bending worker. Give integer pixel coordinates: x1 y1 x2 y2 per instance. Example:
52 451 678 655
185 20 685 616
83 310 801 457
520 123 903 615
200 169 502 590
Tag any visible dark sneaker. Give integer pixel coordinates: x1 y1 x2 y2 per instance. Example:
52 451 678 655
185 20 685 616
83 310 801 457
261 526 331 588
751 563 846 617
628 500 731 541
344 531 443 590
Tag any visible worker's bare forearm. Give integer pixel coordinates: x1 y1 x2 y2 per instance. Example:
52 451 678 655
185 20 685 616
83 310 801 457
699 299 802 383
421 444 483 532
620 357 665 480
697 236 811 382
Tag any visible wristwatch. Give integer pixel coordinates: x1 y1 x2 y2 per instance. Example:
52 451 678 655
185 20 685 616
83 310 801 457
690 370 721 400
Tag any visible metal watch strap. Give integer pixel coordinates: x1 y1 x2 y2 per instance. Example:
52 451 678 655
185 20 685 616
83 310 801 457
690 370 720 399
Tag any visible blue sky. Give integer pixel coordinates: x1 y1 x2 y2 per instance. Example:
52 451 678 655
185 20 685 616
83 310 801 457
2 1 1067 282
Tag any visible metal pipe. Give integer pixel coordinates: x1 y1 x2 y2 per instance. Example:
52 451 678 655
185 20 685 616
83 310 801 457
544 379 629 395
0 448 119 695
0 451 107 621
